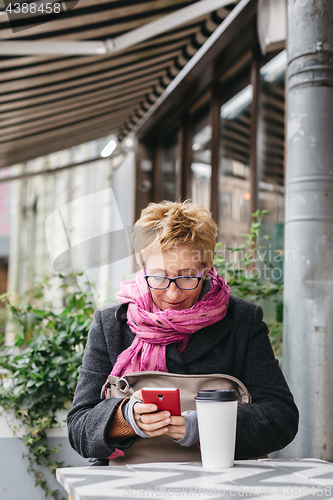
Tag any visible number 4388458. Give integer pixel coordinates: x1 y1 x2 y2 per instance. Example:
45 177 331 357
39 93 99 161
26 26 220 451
5 3 61 14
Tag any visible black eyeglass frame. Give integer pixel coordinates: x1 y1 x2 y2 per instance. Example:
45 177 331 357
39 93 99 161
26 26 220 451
143 265 206 290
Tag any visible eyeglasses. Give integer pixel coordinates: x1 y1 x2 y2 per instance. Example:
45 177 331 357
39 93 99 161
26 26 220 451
143 265 205 290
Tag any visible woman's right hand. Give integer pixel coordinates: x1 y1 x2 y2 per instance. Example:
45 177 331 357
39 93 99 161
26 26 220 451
132 390 171 437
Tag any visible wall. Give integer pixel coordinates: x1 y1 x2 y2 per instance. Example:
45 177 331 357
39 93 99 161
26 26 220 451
0 409 89 500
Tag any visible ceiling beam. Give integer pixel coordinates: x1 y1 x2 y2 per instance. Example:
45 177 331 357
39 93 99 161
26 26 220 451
0 0 236 55
0 42 184 93
0 73 165 124
0 51 178 105
0 26 196 82
0 112 129 168
0 95 144 142
0 155 113 184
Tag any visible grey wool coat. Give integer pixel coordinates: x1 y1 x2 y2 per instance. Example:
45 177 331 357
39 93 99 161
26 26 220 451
67 295 299 463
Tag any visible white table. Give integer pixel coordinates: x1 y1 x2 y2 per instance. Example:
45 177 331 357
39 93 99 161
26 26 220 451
56 459 333 500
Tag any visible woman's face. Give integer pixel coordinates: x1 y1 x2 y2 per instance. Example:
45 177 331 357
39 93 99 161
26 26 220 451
144 246 206 311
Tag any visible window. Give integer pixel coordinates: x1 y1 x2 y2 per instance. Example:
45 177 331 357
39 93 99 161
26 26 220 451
160 129 179 201
219 83 252 245
190 105 211 210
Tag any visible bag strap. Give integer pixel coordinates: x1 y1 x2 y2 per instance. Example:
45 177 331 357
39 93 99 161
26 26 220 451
101 372 251 402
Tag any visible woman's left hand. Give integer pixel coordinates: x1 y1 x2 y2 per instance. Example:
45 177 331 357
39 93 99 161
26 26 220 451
133 390 186 440
165 415 186 440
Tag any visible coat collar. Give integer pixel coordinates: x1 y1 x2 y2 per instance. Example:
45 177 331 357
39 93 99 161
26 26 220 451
115 302 129 321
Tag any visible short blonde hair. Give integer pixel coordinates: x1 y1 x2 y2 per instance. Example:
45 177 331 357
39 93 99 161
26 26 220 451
132 200 217 269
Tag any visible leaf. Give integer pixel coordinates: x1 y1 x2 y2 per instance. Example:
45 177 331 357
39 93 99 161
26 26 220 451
14 334 24 347
0 273 113 497
20 393 42 409
52 356 64 365
12 384 25 396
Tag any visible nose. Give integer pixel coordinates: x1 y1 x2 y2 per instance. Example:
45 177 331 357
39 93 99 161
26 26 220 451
165 281 182 301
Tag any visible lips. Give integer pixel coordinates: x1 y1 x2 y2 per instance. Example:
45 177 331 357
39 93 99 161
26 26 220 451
164 300 185 309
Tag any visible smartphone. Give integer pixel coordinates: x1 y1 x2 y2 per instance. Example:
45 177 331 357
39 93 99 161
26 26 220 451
141 387 181 416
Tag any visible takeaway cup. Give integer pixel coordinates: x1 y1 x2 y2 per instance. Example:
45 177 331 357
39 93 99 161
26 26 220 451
194 389 238 469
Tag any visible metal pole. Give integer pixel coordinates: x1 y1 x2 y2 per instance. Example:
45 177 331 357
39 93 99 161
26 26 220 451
0 156 111 184
283 0 333 459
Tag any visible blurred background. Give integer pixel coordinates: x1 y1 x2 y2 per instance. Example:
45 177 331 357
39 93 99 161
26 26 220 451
0 0 287 315
1 0 333 498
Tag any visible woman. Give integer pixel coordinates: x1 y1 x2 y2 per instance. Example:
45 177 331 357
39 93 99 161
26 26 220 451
67 200 298 464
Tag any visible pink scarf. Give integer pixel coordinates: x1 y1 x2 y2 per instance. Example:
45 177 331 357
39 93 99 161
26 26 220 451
110 266 230 376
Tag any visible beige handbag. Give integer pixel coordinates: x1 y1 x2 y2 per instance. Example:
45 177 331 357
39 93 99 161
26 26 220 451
101 371 251 465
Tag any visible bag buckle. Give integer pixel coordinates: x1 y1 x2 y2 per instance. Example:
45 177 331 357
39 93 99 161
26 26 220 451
116 377 131 393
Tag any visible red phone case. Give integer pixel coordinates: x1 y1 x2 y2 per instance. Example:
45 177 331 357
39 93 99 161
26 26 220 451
141 388 181 416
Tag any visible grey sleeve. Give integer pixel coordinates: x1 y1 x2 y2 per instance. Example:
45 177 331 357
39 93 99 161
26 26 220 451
122 395 151 439
67 308 136 459
175 411 199 447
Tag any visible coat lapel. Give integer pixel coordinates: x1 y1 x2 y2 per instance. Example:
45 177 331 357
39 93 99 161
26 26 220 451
166 343 188 373
180 303 234 365
166 301 234 370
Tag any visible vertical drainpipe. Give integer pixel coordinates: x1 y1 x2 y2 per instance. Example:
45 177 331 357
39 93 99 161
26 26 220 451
283 0 333 459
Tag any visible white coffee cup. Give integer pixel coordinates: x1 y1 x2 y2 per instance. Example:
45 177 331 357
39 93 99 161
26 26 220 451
195 389 238 469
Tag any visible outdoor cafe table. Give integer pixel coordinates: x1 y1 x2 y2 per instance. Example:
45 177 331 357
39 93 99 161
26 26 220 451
56 458 333 499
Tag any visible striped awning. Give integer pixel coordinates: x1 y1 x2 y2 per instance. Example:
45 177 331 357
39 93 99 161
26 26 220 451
0 0 240 169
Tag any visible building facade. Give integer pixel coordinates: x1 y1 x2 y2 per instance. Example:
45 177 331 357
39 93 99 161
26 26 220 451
5 139 136 343
134 0 286 288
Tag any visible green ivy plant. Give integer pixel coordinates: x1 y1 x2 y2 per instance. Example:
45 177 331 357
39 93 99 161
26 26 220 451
213 210 283 355
0 276 94 500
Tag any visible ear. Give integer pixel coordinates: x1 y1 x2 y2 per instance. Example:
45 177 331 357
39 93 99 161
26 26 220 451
203 266 212 278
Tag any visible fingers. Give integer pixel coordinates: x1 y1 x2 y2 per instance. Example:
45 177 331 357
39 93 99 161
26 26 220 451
139 416 186 440
140 425 170 438
133 402 158 415
135 410 171 436
166 424 186 440
133 399 171 436
132 397 186 439
132 390 142 400
136 409 170 425
139 412 170 427
164 416 186 440
168 416 185 427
